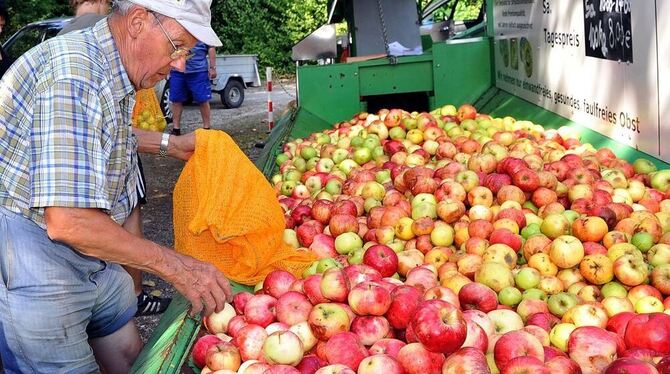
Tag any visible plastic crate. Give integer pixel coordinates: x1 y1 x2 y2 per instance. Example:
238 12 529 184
130 281 253 374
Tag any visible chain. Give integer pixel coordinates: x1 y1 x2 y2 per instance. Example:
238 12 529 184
276 78 296 99
376 0 391 57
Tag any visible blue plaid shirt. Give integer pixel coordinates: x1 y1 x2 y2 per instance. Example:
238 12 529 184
0 19 138 229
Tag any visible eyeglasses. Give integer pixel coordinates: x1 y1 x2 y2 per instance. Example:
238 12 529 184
150 12 192 61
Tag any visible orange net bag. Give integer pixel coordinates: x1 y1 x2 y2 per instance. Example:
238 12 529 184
132 89 167 132
173 129 316 285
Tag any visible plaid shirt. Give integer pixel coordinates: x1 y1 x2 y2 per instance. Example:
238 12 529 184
0 19 138 229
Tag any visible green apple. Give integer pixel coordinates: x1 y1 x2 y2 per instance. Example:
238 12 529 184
601 281 628 298
498 287 522 307
280 181 297 196
337 159 359 175
515 267 541 290
562 210 580 224
350 136 365 148
631 232 654 253
522 201 538 213
387 239 405 253
550 323 576 352
389 127 406 140
302 260 319 278
364 198 382 213
316 258 341 273
522 288 548 301
540 214 570 239
254 280 264 293
353 147 372 165
325 179 342 195
347 248 365 265
334 232 363 255
363 136 380 151
305 157 319 171
283 169 302 182
412 202 437 220
651 170 670 192
412 193 438 208
275 153 290 166
300 146 318 160
547 292 578 317
332 148 349 164
633 158 657 174
375 169 392 184
520 223 541 240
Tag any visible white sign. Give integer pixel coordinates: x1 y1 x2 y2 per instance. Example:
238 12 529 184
493 0 668 162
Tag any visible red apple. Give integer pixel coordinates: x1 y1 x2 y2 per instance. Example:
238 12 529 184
244 294 277 328
320 268 350 303
501 356 548 374
624 313 670 355
324 332 369 369
368 338 406 359
494 330 544 370
568 326 621 373
396 342 445 374
348 281 392 316
363 245 399 277
603 358 659 374
544 356 581 374
385 285 423 329
350 316 391 346
276 291 313 326
233 292 253 315
441 347 490 374
192 334 223 369
410 300 467 354
264 270 298 299
235 324 269 361
459 282 498 313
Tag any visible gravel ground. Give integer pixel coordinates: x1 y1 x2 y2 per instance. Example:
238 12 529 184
134 79 296 343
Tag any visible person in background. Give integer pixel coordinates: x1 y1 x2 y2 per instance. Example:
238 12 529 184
0 3 10 78
169 41 217 135
59 0 172 317
58 0 111 35
0 0 232 372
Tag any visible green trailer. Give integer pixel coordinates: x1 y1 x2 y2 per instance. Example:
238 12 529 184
133 0 670 371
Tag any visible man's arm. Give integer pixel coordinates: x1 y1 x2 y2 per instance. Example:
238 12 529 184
44 207 232 316
208 47 217 79
133 128 195 160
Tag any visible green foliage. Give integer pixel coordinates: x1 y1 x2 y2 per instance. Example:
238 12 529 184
419 0 484 22
2 0 71 42
212 0 327 75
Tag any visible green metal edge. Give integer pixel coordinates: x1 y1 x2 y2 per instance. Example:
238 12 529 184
476 88 670 169
131 281 253 374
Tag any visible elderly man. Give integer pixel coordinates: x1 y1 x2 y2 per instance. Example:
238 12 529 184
0 0 232 372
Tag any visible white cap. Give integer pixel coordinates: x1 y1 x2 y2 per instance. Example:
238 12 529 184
127 0 222 47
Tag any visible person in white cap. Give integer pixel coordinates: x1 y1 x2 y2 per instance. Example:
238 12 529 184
0 1 231 372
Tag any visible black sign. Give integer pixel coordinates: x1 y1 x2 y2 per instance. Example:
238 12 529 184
583 0 633 63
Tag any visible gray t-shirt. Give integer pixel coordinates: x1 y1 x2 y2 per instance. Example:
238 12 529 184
57 13 107 35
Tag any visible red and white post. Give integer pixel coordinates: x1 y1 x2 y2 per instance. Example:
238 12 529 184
266 67 274 132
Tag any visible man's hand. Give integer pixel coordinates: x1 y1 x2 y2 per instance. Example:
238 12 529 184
162 251 233 316
168 132 196 161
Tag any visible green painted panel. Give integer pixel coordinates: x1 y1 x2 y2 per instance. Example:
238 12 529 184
432 39 493 109
477 89 670 169
131 282 253 374
358 58 434 97
297 63 361 127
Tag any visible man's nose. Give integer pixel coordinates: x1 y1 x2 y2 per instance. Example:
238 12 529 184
170 58 186 73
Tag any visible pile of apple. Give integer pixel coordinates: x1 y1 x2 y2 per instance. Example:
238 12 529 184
192 105 670 374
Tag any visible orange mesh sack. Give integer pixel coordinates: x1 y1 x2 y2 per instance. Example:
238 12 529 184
173 129 316 285
132 89 167 132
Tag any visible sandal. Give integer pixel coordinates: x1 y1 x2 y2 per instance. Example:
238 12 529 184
135 290 172 316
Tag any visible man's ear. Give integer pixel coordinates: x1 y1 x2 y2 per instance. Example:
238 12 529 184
126 6 151 39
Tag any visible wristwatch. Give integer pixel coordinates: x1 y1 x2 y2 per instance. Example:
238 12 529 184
159 133 170 158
